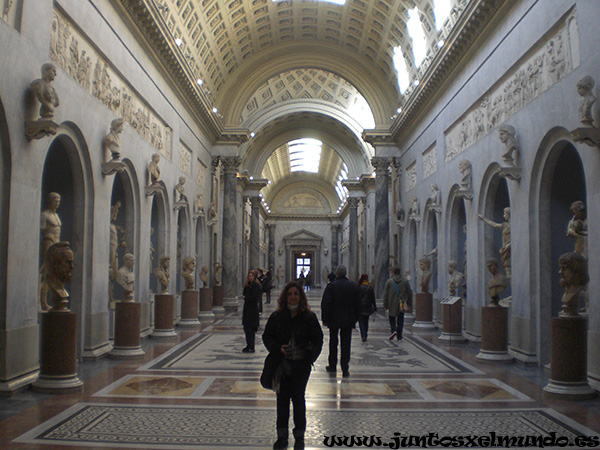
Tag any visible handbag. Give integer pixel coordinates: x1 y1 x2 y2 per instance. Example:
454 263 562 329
393 281 410 313
260 351 282 390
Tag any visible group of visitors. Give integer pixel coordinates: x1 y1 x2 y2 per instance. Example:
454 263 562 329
297 269 313 291
241 264 412 449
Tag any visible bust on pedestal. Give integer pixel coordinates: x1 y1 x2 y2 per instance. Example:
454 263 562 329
179 257 200 327
212 262 225 315
26 63 61 140
439 261 466 343
413 257 435 330
151 256 176 337
33 242 83 392
198 265 214 322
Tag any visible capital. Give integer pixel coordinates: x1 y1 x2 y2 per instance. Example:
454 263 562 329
371 156 391 174
220 156 242 174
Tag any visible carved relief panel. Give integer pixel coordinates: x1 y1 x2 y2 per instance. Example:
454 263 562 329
422 144 437 179
179 141 192 176
405 162 417 192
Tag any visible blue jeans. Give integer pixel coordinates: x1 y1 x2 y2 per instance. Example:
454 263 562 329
389 313 404 339
358 315 370 340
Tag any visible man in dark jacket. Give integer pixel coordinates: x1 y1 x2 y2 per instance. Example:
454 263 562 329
320 265 360 377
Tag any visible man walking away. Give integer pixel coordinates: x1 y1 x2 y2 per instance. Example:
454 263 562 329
383 266 412 341
321 265 360 377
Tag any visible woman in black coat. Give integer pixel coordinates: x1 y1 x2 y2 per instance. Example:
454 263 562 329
263 281 323 450
242 269 262 353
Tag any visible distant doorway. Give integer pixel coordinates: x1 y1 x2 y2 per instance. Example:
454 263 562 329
294 252 312 280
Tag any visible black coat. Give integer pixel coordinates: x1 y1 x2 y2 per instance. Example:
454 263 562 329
262 308 323 365
321 276 360 328
262 271 272 293
242 281 262 329
358 283 377 315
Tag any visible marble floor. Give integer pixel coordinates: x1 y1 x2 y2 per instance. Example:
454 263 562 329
2 290 600 449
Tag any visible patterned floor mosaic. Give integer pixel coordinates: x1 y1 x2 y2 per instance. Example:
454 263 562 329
14 404 598 449
93 374 531 402
138 332 482 375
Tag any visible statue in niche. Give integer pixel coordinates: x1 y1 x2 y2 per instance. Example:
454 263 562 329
558 252 589 317
447 260 464 297
429 184 442 213
43 241 74 312
277 265 284 287
577 76 596 127
116 253 135 302
182 257 196 290
208 202 217 220
214 263 223 286
408 197 420 221
146 153 162 196
462 224 468 297
174 176 188 208
26 63 61 140
39 192 63 311
104 118 124 160
457 159 473 199
199 265 209 288
153 256 170 294
395 201 405 224
109 201 126 305
566 200 587 257
486 258 509 307
419 257 432 294
499 125 519 166
478 207 511 279
149 227 155 273
194 193 205 217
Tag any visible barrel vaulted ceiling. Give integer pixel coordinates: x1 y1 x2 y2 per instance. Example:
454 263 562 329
118 0 509 211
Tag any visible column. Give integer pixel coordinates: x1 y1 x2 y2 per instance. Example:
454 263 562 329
221 156 241 309
249 196 261 271
372 157 390 298
267 224 275 270
348 197 360 282
331 224 340 270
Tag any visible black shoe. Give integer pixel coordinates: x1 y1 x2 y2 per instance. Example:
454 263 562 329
325 366 336 373
273 437 289 449
242 347 255 353
342 371 350 378
294 437 305 450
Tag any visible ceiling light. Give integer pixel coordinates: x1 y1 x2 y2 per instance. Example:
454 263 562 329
397 107 402 114
175 38 182 46
196 79 203 85
437 40 445 48
212 107 218 113
250 176 254 180
414 80 420 86
250 132 255 138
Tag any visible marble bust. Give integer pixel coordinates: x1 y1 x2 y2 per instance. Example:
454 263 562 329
103 118 124 160
43 241 74 312
419 257 432 293
149 153 161 185
558 252 589 317
577 76 596 126
499 125 519 166
182 256 196 290
214 263 223 286
459 159 472 191
199 265 209 288
486 258 509 307
566 200 587 257
175 177 187 203
447 260 464 297
116 253 135 301
153 256 170 294
31 63 60 120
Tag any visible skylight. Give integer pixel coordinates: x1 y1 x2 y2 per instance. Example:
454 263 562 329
288 138 322 173
433 0 452 31
407 8 427 68
335 163 349 201
393 47 410 94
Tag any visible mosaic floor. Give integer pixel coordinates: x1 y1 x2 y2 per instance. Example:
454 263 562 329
2 291 600 449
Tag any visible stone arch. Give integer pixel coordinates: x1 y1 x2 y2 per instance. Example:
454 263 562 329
176 207 191 293
423 206 439 293
195 215 209 284
445 185 467 298
41 122 94 357
149 182 170 294
0 93 11 329
530 127 587 364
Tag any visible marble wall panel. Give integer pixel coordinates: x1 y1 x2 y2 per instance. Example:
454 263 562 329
423 144 437 179
179 141 192 175
405 162 417 191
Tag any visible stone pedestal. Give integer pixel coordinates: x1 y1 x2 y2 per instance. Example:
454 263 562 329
544 316 595 399
199 287 215 322
179 290 200 327
151 294 177 338
33 312 83 393
439 299 466 343
476 306 512 362
212 285 225 315
413 293 435 330
110 302 145 359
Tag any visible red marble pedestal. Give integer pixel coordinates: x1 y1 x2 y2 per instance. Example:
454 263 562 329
152 294 177 338
179 290 200 327
544 316 595 399
199 287 215 322
110 302 145 359
33 311 83 393
439 297 466 343
212 285 225 315
476 306 513 362
412 292 435 330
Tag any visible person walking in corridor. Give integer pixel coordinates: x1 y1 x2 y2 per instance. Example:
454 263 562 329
383 266 412 341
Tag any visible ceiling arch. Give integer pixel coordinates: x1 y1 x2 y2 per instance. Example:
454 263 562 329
267 175 340 215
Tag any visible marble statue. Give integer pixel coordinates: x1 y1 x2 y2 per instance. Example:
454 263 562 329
577 76 596 126
395 201 405 223
404 269 411 282
149 227 155 271
182 256 196 290
31 63 60 120
214 262 222 286
175 176 187 203
566 200 587 257
558 252 589 317
39 192 62 311
116 253 135 301
108 201 124 305
149 153 160 185
208 202 217 220
194 193 205 217
199 265 209 288
486 258 509 307
419 257 432 293
408 197 420 220
429 184 442 213
153 256 170 294
478 207 511 278
447 260 464 297
459 159 472 191
499 125 519 166
103 118 124 160
43 241 74 312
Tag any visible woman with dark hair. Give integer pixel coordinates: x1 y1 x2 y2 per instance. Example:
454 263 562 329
262 281 323 450
242 269 262 353
357 273 377 341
